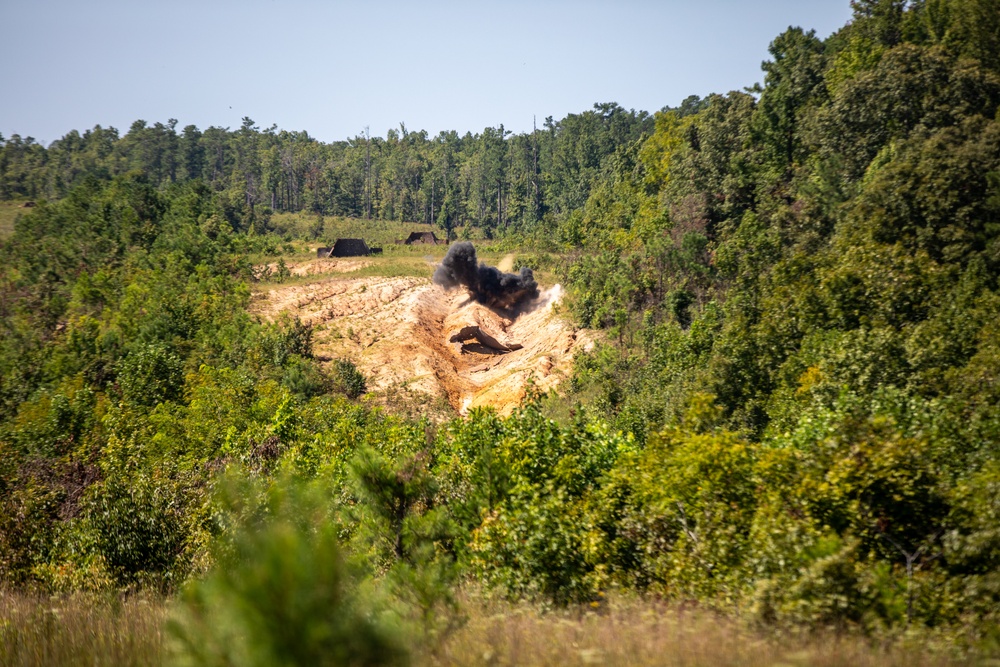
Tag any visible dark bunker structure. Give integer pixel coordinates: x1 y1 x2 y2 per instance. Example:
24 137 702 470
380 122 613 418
395 231 446 245
317 239 383 258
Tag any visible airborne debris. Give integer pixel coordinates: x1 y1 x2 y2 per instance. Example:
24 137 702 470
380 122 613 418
448 325 523 353
432 242 539 309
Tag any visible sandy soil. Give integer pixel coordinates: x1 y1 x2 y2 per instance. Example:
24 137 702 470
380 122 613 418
264 258 373 277
251 272 592 416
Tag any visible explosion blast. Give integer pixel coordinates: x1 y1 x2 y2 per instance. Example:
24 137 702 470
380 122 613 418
433 242 539 309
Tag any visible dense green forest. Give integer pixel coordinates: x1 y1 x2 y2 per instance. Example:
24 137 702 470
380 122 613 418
0 102 655 241
3 0 1000 662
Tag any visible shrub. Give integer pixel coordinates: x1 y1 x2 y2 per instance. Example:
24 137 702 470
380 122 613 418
168 475 408 667
332 358 367 399
86 473 189 589
116 344 184 407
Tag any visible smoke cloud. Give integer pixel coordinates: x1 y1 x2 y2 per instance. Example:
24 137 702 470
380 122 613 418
433 242 539 309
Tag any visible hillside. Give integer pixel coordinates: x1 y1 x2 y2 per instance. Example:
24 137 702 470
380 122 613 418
2 0 1000 663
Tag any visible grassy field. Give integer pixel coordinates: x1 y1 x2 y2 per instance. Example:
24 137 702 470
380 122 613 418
270 211 447 249
253 250 562 297
0 591 166 667
0 201 28 239
1 591 975 667
254 214 560 288
435 598 973 667
267 212 529 261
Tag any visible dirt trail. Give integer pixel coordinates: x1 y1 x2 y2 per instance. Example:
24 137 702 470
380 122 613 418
252 273 592 416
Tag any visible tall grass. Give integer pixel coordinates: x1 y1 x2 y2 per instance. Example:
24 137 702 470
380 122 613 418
428 596 970 667
0 590 165 666
2 589 978 667
0 202 25 240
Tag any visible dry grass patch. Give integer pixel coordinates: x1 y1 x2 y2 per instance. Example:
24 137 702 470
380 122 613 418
0 590 165 667
0 590 981 666
0 202 26 240
427 597 970 667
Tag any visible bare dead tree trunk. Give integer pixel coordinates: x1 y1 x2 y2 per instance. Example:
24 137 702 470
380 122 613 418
364 126 372 220
532 115 540 221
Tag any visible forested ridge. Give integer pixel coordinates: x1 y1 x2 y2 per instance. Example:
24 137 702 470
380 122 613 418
3 0 1000 661
0 102 655 239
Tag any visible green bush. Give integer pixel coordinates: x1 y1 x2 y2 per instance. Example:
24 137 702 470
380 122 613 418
86 473 190 589
169 475 408 667
116 343 184 407
466 404 635 604
332 358 367 399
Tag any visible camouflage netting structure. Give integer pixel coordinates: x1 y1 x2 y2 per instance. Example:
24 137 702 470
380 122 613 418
318 239 382 257
333 239 371 256
395 231 446 245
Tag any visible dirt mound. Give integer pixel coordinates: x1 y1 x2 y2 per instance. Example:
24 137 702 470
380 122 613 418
264 258 373 278
252 275 591 417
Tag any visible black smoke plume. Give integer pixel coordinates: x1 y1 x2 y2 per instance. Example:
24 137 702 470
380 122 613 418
433 242 539 309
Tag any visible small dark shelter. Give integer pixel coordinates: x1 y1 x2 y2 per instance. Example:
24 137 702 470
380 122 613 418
403 231 445 245
331 238 372 257
317 239 382 257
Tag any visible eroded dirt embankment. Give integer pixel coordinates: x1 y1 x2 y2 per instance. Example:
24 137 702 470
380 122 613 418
251 272 592 416
264 258 373 277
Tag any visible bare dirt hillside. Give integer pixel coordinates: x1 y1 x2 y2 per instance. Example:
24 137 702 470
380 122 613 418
251 270 593 417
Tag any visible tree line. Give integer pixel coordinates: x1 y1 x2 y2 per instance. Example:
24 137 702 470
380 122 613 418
0 103 659 240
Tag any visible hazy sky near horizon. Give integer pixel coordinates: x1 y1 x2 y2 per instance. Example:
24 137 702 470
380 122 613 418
1 1 854 145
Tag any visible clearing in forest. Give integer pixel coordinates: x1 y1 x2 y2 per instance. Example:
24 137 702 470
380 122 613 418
0 201 27 239
251 255 593 417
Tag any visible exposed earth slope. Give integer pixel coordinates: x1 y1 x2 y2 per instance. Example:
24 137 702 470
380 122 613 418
252 258 592 416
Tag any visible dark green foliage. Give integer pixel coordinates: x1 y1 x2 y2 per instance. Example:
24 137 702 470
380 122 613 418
0 468 62 586
604 416 760 599
531 0 1000 633
0 172 370 595
331 358 367 399
0 104 651 238
116 343 184 407
350 446 438 563
434 408 511 532
464 402 636 604
86 473 189 589
846 117 1000 268
755 27 828 175
169 475 408 667
280 355 329 400
349 444 462 644
813 43 1000 180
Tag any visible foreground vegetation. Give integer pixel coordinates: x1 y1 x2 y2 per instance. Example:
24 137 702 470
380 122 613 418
2 0 1000 663
1 590 974 667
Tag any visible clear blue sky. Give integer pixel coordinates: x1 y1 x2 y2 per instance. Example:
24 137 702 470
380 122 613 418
1 0 854 145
